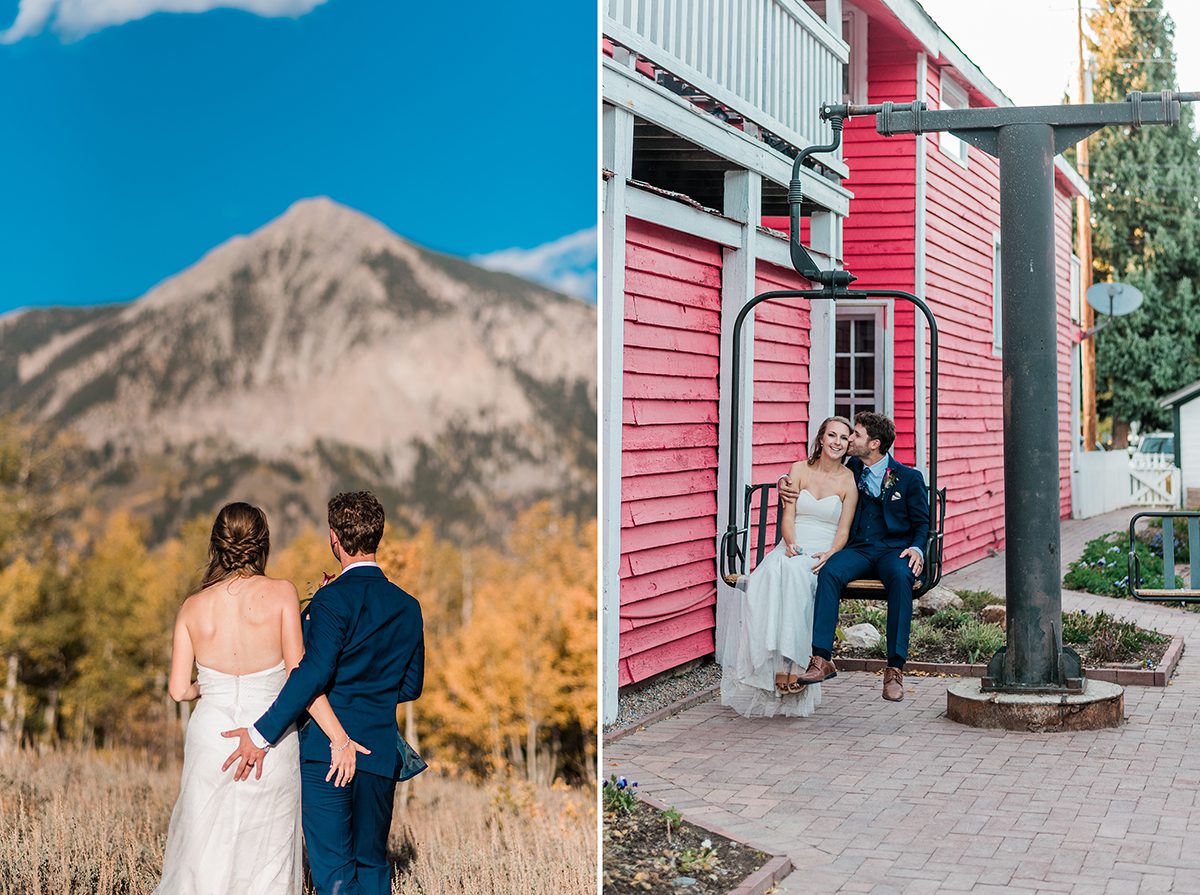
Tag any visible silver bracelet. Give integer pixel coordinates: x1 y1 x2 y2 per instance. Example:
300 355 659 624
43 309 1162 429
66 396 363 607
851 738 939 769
332 737 351 753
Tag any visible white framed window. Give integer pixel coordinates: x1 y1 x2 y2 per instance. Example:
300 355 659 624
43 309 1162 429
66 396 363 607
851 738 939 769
939 75 969 167
1070 254 1082 323
992 231 1003 355
834 307 885 419
842 5 868 106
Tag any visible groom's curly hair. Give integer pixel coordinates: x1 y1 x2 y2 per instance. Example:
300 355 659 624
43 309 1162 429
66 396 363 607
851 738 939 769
329 491 386 556
855 411 896 454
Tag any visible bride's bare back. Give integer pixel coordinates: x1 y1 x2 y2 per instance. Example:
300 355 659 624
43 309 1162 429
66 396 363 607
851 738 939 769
180 575 298 675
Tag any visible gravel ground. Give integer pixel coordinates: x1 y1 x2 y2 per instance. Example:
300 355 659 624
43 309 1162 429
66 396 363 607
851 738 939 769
604 661 722 734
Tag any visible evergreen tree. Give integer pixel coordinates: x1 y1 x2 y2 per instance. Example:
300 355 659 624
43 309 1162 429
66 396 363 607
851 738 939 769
1087 0 1200 438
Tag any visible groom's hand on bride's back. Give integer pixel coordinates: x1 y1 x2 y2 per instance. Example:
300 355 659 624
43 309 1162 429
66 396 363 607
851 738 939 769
221 727 266 781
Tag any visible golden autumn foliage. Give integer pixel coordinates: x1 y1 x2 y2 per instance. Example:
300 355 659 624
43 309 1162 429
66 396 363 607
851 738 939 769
412 504 597 782
0 437 596 782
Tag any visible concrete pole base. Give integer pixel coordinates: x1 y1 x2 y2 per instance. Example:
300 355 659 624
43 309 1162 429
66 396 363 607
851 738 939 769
947 678 1124 732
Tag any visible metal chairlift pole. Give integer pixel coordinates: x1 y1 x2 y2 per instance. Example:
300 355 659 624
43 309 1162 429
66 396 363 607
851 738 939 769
817 90 1198 693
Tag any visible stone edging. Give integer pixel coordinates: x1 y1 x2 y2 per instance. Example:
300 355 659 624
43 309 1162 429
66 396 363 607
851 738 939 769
638 793 792 895
834 634 1185 686
604 684 719 744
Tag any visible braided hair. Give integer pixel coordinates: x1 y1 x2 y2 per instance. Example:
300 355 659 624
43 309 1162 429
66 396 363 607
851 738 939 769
201 502 270 589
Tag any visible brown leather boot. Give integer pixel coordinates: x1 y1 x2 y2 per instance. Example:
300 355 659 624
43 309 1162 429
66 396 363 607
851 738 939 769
882 667 904 701
795 655 837 684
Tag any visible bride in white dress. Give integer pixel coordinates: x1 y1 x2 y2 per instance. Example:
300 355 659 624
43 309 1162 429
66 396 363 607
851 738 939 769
155 503 360 895
719 417 858 718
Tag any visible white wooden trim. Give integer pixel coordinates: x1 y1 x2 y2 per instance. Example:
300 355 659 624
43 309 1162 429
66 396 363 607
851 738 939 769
808 210 838 427
824 0 842 29
602 59 853 214
833 300 891 418
913 52 928 475
714 169 761 655
755 226 835 271
991 229 1003 356
843 4 868 106
1070 343 1083 517
625 188 743 249
601 102 634 725
938 74 970 169
624 186 836 271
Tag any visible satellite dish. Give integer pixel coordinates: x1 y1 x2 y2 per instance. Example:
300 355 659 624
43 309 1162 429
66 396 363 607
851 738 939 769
1086 282 1144 317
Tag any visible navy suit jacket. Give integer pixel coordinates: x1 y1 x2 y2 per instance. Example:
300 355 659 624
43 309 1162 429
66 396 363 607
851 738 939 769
255 564 424 781
846 455 930 553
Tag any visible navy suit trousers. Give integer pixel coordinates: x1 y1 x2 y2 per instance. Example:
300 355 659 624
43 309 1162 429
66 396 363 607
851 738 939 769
812 543 918 663
301 761 396 895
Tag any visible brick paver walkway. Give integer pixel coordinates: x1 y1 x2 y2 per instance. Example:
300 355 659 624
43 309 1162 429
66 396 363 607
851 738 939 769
605 507 1200 894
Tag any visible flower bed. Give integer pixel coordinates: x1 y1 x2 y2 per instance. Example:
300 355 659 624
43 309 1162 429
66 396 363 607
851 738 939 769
833 590 1171 670
602 777 771 895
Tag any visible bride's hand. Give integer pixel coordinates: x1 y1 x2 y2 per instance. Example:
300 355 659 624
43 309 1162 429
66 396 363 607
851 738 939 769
326 737 372 788
784 543 801 558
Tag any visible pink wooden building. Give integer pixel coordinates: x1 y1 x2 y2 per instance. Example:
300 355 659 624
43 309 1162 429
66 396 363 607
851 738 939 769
602 0 1088 722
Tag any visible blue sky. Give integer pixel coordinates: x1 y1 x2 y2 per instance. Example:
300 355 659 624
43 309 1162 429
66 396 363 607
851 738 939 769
0 0 597 311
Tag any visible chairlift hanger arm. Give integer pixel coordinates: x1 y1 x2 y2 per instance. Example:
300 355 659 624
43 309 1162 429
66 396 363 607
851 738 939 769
821 91 1199 157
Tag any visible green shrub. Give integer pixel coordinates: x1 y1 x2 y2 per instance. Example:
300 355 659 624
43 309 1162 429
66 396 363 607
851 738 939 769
1061 609 1167 663
909 622 948 655
1063 531 1161 597
955 590 998 613
955 619 1005 664
928 608 970 630
844 602 887 631
1062 610 1095 645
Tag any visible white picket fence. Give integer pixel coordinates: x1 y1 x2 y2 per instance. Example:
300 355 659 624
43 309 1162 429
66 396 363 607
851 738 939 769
1073 450 1182 518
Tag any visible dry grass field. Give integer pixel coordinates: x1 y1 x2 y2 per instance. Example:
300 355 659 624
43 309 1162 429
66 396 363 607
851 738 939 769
0 748 597 894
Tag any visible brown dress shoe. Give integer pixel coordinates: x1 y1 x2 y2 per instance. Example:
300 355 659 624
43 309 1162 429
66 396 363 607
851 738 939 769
796 655 837 684
883 667 904 701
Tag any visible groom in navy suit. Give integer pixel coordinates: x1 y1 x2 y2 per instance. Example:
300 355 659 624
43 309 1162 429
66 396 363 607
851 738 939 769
222 491 424 895
783 412 929 701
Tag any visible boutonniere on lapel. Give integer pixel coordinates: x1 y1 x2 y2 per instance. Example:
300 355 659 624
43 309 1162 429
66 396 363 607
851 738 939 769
301 571 337 617
882 469 899 494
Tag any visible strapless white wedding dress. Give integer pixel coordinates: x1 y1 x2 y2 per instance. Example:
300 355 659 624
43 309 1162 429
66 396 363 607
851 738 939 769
718 490 841 718
154 662 301 895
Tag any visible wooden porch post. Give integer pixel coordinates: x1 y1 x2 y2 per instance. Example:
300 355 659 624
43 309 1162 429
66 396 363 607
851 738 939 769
601 97 634 725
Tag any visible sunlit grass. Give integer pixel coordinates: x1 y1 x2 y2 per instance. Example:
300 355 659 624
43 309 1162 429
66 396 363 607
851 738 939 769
0 748 596 895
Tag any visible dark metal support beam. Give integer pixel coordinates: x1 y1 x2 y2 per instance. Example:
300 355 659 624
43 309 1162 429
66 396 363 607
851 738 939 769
990 123 1082 691
832 89 1198 692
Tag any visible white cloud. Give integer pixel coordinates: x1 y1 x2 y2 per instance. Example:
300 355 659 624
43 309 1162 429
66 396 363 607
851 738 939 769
1 0 326 43
471 228 598 302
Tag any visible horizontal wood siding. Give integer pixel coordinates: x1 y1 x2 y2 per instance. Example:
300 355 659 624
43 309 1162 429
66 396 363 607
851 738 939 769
842 48 918 465
921 57 1005 571
749 262 812 562
619 218 721 686
918 58 1076 571
841 38 1078 574
1054 193 1074 520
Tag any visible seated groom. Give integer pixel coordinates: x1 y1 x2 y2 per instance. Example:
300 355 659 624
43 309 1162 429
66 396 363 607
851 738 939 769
780 411 929 701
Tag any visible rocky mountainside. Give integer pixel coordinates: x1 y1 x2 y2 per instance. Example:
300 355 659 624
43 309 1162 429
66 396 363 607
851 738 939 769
0 198 597 543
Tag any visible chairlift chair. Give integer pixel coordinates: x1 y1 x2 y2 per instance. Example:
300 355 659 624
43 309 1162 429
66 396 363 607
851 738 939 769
718 109 947 600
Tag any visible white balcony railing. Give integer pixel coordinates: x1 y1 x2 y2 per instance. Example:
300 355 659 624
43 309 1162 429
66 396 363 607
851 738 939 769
605 0 848 165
